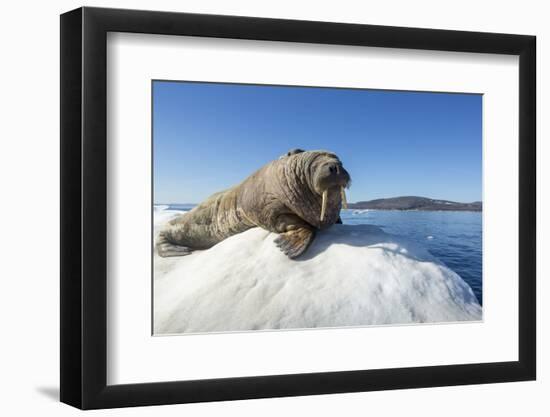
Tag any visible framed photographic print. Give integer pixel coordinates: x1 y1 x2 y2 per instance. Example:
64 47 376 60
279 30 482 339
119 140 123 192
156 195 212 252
60 6 536 409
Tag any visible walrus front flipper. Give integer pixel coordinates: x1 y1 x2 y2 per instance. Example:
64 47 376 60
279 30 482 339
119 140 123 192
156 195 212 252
274 227 315 259
156 232 194 258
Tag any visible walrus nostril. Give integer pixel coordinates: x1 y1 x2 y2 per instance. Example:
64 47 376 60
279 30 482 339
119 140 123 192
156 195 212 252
329 164 339 174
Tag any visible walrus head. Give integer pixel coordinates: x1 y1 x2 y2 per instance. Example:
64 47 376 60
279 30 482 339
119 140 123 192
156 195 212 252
279 150 351 229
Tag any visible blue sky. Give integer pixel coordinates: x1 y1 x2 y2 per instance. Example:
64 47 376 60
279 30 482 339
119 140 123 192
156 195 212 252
153 81 482 204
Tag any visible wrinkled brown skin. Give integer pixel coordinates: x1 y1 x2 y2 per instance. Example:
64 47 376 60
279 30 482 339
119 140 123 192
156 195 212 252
157 150 351 259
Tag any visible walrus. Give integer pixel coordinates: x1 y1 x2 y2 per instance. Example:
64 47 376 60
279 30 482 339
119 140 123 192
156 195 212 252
156 149 351 259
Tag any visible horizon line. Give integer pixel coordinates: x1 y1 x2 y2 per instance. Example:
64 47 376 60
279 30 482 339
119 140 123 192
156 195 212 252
155 195 483 206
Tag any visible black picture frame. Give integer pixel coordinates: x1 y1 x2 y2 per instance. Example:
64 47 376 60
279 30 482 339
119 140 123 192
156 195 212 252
60 6 536 410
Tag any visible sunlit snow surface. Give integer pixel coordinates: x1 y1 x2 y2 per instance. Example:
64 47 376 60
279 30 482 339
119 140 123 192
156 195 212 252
153 206 481 334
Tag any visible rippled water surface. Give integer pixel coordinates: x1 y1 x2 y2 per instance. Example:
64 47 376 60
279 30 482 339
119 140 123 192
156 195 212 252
341 209 482 304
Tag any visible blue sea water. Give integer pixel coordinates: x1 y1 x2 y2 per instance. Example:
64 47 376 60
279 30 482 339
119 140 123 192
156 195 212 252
341 209 482 305
158 204 483 305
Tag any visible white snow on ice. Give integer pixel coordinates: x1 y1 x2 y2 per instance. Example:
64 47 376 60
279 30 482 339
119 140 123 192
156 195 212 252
153 205 186 229
153 207 481 334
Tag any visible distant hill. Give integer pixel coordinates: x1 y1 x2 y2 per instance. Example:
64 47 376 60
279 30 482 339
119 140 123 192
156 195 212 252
348 196 482 212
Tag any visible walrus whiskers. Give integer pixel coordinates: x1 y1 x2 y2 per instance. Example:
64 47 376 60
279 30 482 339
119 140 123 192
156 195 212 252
341 186 348 210
320 189 328 221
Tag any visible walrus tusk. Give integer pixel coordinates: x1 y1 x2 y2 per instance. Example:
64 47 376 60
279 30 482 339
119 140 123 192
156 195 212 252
341 186 348 209
320 189 328 221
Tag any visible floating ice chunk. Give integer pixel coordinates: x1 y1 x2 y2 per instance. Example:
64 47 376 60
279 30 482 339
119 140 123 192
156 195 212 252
153 220 482 334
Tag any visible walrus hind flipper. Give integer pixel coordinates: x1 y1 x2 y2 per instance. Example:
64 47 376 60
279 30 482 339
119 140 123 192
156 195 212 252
156 232 194 258
274 227 315 259
157 241 193 258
